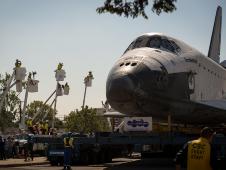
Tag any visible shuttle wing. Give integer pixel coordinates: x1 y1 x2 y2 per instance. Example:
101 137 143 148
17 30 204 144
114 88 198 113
196 99 226 111
184 99 226 124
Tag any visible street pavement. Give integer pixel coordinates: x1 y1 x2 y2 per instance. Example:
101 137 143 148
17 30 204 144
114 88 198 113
0 157 48 168
0 158 178 170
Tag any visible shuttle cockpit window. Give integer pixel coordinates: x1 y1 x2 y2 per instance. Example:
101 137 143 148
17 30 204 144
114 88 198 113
148 37 181 54
124 36 150 54
123 35 181 54
149 36 161 48
133 36 150 48
169 40 181 53
161 39 175 53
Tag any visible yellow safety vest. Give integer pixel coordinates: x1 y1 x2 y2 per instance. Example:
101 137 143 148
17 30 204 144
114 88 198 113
64 137 74 147
187 137 212 170
44 123 48 130
26 120 32 127
39 123 44 129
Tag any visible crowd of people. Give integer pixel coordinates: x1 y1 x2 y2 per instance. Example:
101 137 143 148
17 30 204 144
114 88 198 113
0 135 20 160
0 118 56 161
0 134 36 162
26 118 58 135
0 118 54 162
26 119 50 135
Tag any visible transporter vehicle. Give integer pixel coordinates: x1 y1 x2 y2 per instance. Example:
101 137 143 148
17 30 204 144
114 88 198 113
32 120 226 168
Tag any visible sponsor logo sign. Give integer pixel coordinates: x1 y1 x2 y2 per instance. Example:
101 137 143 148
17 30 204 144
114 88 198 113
124 117 152 131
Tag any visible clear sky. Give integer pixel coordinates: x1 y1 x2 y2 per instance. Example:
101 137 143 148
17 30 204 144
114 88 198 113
0 0 225 118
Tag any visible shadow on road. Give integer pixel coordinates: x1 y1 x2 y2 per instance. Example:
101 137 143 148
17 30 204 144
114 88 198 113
102 158 175 170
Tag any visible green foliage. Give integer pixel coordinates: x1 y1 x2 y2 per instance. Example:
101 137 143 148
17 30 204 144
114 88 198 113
0 73 20 132
152 0 177 15
26 100 54 121
26 100 63 129
96 0 177 19
64 106 110 133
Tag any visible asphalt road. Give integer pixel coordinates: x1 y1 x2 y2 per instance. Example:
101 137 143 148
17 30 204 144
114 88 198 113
2 158 178 170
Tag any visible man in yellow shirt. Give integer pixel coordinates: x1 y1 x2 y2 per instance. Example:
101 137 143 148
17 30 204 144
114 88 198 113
63 132 74 170
175 127 217 170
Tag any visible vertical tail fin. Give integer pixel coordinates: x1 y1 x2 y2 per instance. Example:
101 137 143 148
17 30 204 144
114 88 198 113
208 6 222 63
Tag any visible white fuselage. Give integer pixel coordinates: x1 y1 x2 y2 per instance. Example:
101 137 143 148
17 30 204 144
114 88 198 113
162 35 226 102
106 33 226 124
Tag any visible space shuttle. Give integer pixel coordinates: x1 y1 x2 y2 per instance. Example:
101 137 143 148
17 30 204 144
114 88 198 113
106 6 226 125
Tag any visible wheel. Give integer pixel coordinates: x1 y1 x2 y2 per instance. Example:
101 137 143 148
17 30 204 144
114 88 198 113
89 151 98 164
80 152 89 164
105 150 112 163
97 150 105 163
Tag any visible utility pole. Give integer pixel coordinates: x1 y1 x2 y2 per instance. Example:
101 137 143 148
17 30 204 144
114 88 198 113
20 87 29 129
82 71 94 109
52 63 69 128
31 63 69 129
52 83 58 129
19 71 39 130
82 85 87 109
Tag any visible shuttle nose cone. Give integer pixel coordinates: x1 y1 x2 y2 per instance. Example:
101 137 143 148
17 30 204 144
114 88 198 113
106 74 136 102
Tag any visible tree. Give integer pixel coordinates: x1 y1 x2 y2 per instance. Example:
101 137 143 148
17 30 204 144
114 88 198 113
0 73 20 132
64 106 110 133
25 100 63 129
97 0 177 19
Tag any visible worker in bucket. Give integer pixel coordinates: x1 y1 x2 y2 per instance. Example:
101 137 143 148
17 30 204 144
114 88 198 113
175 127 217 170
26 118 33 134
63 132 74 170
44 120 49 135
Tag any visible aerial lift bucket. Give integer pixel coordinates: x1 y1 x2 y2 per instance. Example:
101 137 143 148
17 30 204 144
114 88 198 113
27 79 39 92
63 86 69 95
15 67 26 81
56 85 63 96
55 70 66 81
